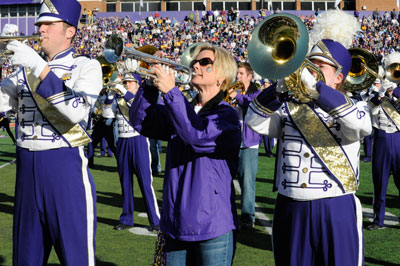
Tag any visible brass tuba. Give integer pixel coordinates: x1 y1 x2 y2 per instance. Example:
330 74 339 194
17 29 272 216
385 63 400 82
247 13 324 103
96 55 117 86
343 48 380 92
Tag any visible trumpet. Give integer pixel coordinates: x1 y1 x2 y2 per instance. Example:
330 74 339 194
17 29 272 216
224 81 245 107
0 35 42 58
104 34 193 85
247 13 324 103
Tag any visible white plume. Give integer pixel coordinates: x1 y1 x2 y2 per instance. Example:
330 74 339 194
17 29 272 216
1 24 19 36
309 10 360 49
384 52 400 69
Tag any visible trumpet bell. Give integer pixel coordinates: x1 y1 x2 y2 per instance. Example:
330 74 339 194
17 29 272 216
248 13 309 80
343 48 379 92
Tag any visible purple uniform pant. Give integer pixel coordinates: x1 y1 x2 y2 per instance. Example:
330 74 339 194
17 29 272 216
363 134 373 161
116 136 160 226
371 128 400 226
272 193 363 266
14 146 97 266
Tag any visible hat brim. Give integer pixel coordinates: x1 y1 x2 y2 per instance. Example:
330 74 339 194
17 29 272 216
308 55 337 68
35 16 64 26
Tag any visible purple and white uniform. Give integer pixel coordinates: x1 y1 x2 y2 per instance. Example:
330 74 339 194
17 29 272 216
103 89 160 227
0 47 102 266
368 87 400 227
246 82 372 266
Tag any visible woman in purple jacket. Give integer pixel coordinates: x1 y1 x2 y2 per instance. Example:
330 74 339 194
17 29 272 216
130 44 241 265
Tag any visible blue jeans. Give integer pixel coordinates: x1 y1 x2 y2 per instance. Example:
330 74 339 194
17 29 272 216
165 231 236 266
149 139 162 173
237 148 258 223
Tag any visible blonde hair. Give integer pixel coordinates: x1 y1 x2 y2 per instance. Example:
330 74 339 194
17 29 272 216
192 43 237 92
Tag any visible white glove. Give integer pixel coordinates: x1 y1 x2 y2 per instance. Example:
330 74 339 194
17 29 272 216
382 80 397 92
124 58 139 72
301 68 319 99
114 83 127 96
378 86 387 98
6 40 47 78
276 79 288 93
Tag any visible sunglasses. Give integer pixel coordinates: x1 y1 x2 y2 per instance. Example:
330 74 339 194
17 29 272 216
190 57 214 68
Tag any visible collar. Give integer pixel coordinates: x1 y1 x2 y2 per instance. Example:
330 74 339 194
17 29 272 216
191 90 225 114
48 47 76 61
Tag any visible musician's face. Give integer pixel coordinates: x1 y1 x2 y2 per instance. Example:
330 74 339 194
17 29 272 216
38 21 75 60
126 80 139 94
311 59 344 89
236 67 252 89
191 50 218 88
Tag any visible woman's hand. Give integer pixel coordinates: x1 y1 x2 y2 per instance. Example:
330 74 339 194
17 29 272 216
152 64 176 94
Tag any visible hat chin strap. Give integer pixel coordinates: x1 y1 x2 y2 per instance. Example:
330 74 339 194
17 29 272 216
327 68 343 88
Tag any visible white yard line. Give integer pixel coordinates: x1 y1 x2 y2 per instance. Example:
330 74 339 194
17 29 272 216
0 159 16 169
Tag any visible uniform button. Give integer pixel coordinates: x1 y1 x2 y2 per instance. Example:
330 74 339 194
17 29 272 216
301 183 307 188
304 152 310 158
34 122 39 126
33 136 37 140
302 167 308 173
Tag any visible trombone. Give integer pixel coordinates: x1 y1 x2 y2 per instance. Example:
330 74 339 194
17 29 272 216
104 34 193 85
0 35 42 58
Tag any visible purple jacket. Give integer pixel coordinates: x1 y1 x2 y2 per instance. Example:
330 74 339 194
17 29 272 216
235 82 262 147
130 85 241 241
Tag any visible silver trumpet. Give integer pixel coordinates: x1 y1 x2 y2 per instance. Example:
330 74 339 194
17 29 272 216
0 35 42 58
104 34 193 85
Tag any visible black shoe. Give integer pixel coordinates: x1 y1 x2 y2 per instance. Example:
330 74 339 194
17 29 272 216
113 223 132 230
148 224 160 232
366 223 383 231
240 221 254 231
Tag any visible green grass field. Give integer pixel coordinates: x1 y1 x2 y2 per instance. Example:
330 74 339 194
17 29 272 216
0 130 399 266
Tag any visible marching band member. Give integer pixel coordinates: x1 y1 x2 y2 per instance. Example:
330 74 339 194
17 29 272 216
87 87 117 168
366 52 400 230
229 62 261 230
129 44 240 265
0 0 102 265
246 10 371 266
102 72 160 231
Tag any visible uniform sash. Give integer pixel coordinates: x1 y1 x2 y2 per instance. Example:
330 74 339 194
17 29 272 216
381 98 400 131
117 96 131 123
24 68 91 147
286 102 357 193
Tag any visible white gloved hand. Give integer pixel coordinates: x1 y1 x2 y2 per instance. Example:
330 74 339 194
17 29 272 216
382 80 397 92
378 86 387 98
6 40 47 78
114 83 127 96
124 58 139 72
276 79 288 93
301 68 319 99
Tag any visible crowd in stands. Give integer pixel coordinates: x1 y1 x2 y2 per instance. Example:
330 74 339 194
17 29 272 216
2 10 400 78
